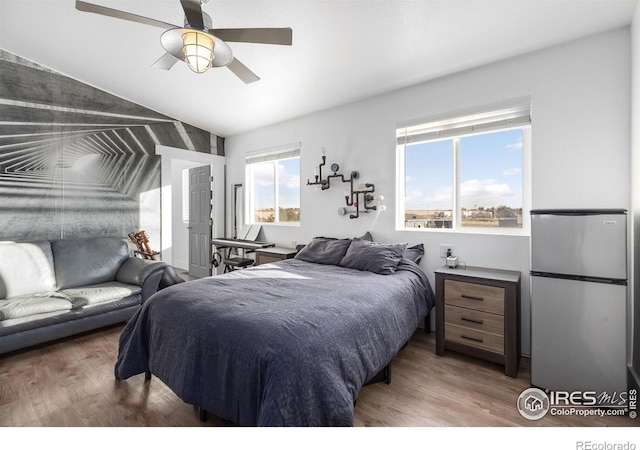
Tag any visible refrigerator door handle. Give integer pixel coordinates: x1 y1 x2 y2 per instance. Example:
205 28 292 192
530 208 627 216
531 271 627 286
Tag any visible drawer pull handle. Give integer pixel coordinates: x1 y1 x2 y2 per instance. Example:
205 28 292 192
461 316 484 325
461 294 484 301
461 334 484 343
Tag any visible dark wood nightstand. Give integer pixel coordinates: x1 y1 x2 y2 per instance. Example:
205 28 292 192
435 265 521 378
254 247 298 265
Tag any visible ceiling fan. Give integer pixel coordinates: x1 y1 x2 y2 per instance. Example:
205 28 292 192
75 0 293 83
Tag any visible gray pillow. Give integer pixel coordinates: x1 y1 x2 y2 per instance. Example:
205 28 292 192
359 231 373 241
294 237 352 265
339 238 407 275
403 243 424 264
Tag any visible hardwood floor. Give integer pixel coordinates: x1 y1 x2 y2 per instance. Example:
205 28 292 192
355 332 636 427
0 323 636 431
174 267 199 282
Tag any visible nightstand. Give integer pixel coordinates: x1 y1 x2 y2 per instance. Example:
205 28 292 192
435 266 521 378
254 247 298 265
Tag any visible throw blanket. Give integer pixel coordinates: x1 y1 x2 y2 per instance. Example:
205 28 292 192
115 258 434 426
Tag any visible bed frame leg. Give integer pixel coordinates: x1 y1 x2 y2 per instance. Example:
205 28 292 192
364 363 392 386
424 312 432 334
199 407 208 422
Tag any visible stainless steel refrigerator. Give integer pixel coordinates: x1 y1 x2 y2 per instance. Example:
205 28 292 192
530 209 628 399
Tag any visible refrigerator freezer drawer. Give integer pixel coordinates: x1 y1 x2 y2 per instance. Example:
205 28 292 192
531 212 626 280
531 276 627 396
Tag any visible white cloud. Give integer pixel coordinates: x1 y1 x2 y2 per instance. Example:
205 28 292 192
277 163 300 189
427 186 454 209
502 167 521 176
460 179 515 208
252 164 274 187
506 137 523 151
252 162 300 189
404 188 424 209
404 178 520 210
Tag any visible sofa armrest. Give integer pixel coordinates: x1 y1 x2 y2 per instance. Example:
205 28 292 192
116 258 167 302
116 258 167 286
159 265 186 290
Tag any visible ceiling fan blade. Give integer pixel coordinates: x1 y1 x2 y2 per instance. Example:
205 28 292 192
211 28 293 45
180 0 205 29
152 53 180 70
75 0 176 29
227 58 260 84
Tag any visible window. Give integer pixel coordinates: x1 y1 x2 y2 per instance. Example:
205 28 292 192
397 98 531 233
246 146 300 224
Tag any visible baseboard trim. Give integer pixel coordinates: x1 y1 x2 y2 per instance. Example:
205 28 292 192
172 259 188 271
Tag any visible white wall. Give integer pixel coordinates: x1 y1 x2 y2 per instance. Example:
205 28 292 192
225 28 632 356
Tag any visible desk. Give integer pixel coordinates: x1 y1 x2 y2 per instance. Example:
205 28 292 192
211 238 275 273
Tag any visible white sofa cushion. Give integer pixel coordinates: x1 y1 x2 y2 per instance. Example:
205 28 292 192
0 241 57 299
61 281 142 307
0 292 72 320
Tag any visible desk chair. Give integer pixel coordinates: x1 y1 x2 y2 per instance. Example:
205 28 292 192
213 245 255 273
222 255 254 272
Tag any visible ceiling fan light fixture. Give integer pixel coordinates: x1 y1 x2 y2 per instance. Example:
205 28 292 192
182 30 215 73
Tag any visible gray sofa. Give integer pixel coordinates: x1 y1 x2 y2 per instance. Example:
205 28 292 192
0 236 167 355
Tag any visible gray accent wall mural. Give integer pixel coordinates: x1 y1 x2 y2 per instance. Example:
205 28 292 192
0 49 219 244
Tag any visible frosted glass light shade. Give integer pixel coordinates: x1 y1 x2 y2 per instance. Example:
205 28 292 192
182 30 214 73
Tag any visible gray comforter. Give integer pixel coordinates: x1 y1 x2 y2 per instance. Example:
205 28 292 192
114 258 434 426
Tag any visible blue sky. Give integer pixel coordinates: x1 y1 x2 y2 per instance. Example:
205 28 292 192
252 158 300 209
252 129 522 212
404 128 523 210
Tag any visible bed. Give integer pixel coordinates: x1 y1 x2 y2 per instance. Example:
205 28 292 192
114 237 434 426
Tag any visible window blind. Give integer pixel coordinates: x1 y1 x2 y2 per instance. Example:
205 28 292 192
396 97 532 145
246 146 300 165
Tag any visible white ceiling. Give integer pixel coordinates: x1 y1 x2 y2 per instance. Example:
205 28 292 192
0 0 637 137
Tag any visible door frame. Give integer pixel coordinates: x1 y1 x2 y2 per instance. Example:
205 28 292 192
156 145 225 268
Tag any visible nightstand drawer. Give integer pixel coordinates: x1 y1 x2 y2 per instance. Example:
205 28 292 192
444 304 504 336
445 323 504 354
444 280 504 315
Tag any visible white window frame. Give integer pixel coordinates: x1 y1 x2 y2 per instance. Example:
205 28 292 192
245 143 301 226
396 98 532 235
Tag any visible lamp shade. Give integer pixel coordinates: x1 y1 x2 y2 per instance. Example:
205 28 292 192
182 30 215 73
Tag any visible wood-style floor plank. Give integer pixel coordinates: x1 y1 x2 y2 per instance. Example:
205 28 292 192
0 324 636 428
